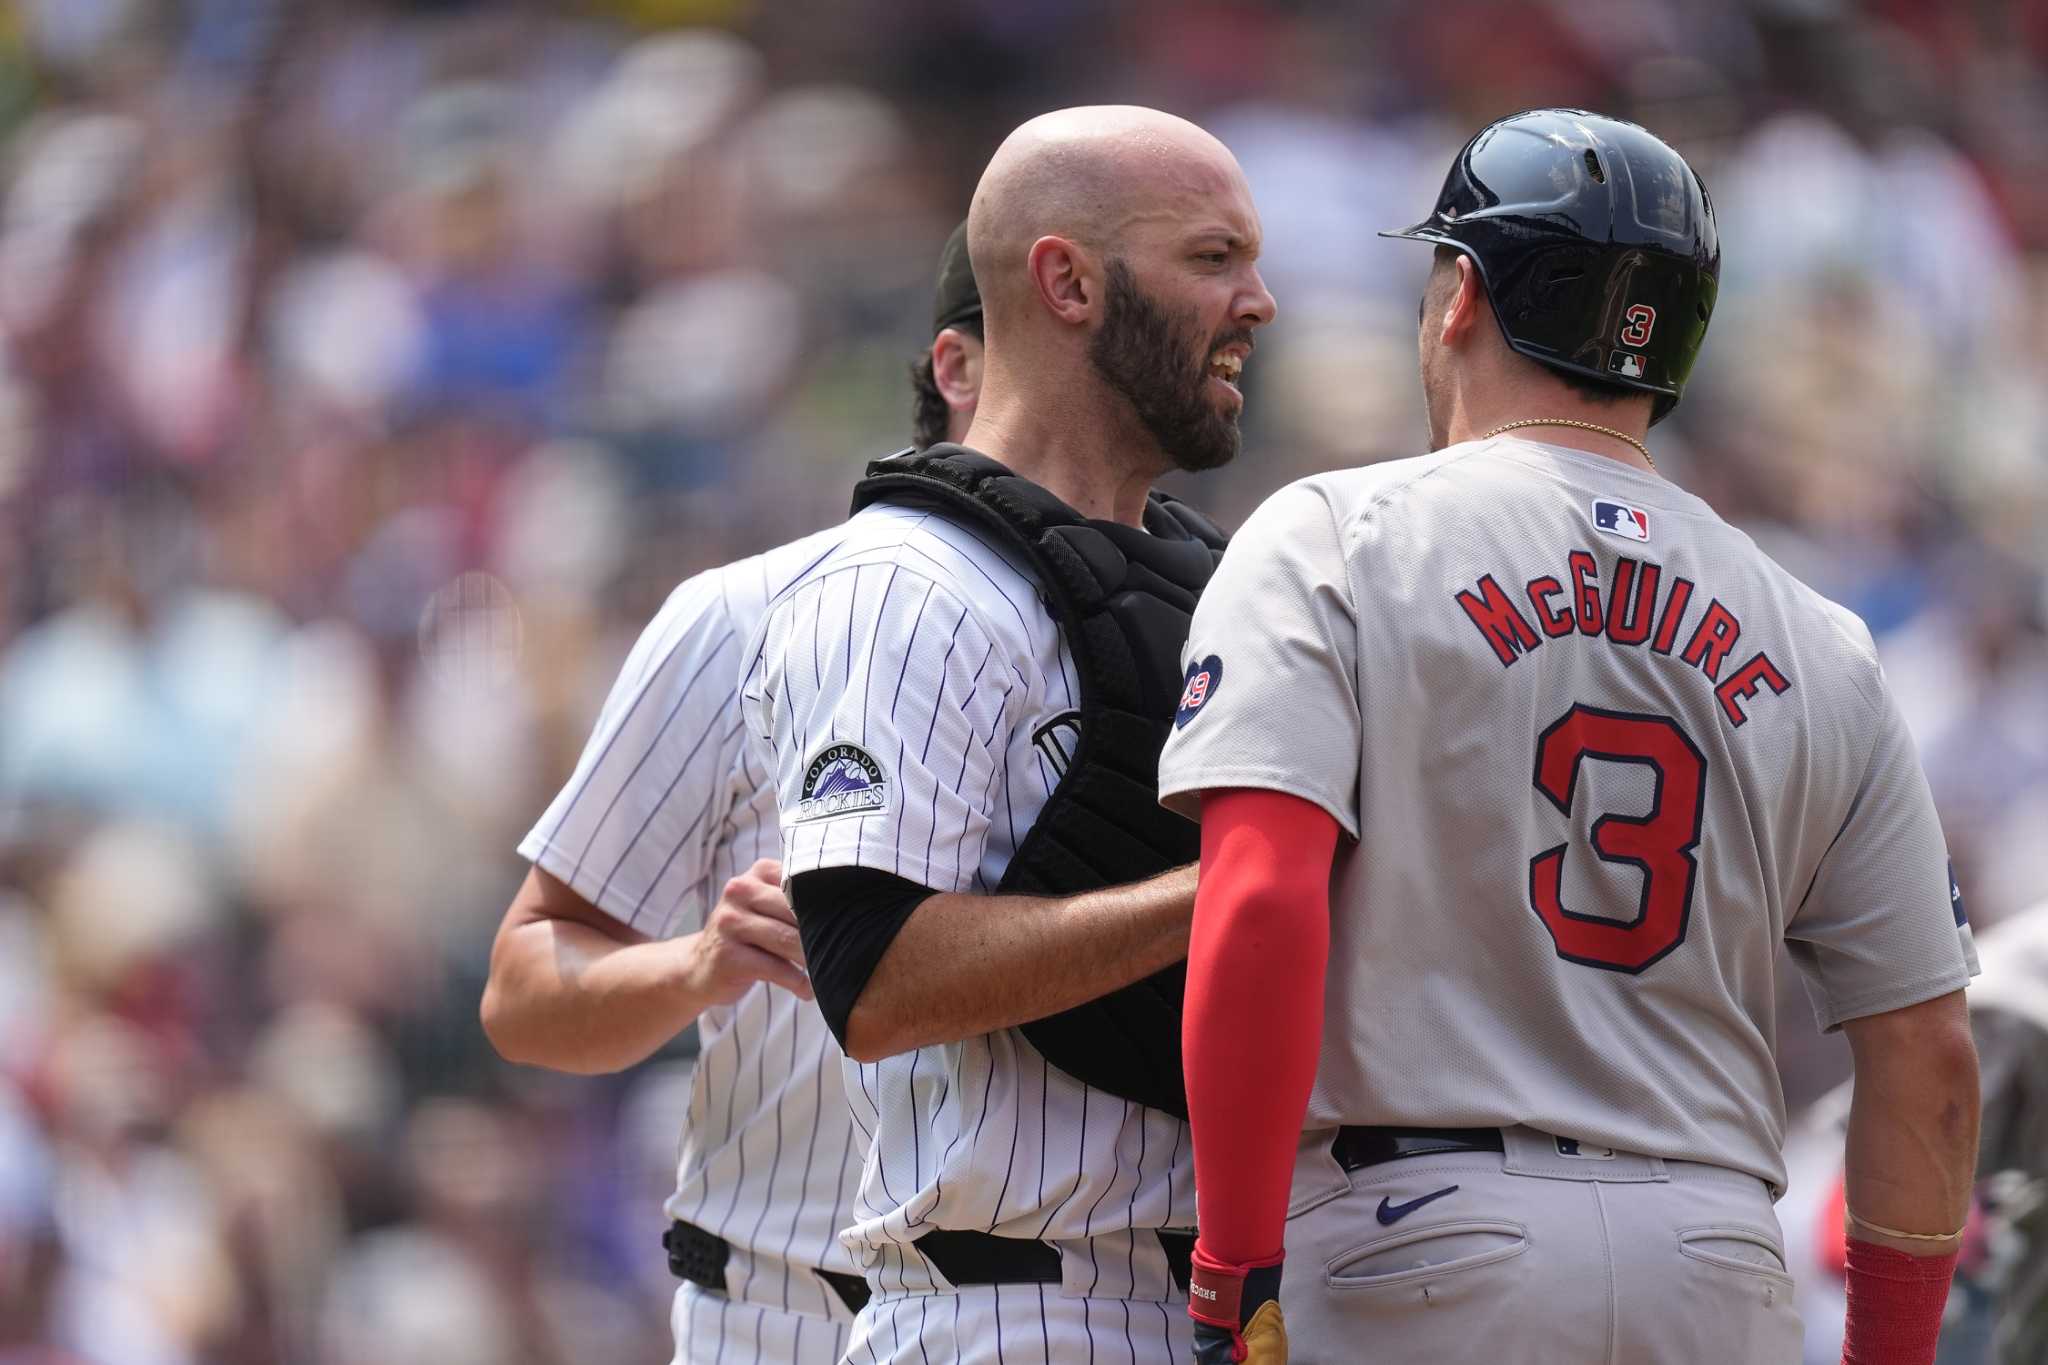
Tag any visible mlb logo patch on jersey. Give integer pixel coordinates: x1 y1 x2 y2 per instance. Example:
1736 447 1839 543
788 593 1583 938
1593 499 1650 542
796 743 888 824
1175 655 1223 729
1556 1137 1617 1160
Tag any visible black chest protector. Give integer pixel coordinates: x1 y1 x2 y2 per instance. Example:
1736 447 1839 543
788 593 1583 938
850 445 1227 1118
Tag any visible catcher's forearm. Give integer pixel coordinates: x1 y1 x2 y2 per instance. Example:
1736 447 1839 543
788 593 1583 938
1185 788 1337 1267
840 864 1197 1062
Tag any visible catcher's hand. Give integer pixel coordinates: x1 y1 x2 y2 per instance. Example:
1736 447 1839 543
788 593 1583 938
684 859 810 1007
1189 1257 1286 1364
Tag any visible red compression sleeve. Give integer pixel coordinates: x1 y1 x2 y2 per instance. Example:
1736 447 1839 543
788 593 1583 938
1840 1238 1958 1365
1185 788 1339 1274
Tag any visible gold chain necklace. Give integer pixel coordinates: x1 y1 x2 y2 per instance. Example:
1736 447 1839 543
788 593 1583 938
1483 418 1655 472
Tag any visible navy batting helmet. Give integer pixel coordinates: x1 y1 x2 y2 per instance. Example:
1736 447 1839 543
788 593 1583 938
1383 109 1719 423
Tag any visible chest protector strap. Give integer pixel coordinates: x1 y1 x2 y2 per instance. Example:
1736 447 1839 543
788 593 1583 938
851 445 1227 1118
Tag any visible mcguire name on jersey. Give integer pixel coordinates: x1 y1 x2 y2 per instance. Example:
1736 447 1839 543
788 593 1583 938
1454 548 1794 729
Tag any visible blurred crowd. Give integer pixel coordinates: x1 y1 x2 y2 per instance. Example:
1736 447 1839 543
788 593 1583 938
0 1 2042 1361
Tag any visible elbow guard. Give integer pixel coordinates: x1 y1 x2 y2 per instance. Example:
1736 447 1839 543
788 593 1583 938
787 866 938 1048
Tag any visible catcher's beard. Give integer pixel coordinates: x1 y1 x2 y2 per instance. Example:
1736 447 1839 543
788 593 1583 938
1088 257 1245 474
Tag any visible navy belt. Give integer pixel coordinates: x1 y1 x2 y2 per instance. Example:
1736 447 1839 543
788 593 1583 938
1333 1126 1504 1171
664 1220 870 1315
915 1227 1195 1293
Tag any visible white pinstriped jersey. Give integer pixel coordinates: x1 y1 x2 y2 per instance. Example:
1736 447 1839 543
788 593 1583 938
519 527 866 1322
740 501 1198 1297
1159 437 1979 1193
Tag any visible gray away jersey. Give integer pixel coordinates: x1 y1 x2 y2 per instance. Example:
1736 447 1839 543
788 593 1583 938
740 501 1197 1300
1158 436 1978 1193
519 527 865 1313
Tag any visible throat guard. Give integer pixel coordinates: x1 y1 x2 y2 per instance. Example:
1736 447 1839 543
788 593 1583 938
850 445 1227 1118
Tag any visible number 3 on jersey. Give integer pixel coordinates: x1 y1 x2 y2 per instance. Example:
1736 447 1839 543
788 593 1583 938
1529 704 1706 973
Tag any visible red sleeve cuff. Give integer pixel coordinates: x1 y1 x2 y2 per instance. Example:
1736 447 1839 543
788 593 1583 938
1187 1250 1284 1331
1840 1237 1957 1365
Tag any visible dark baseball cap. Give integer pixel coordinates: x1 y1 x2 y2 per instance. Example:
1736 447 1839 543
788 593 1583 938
931 219 982 334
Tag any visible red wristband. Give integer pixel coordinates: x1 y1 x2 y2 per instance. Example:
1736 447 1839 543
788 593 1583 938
1188 1248 1283 1331
1840 1237 1957 1365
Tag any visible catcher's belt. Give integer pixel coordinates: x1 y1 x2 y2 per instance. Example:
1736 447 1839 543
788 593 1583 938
912 1227 1196 1291
664 1219 870 1314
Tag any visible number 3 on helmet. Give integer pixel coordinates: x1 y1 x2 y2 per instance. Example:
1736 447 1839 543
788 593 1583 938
1620 304 1657 348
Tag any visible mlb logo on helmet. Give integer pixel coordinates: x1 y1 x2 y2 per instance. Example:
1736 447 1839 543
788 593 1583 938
1609 352 1645 379
1593 499 1650 542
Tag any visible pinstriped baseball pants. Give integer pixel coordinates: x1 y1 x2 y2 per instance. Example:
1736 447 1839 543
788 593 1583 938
670 1280 853 1365
843 1284 1193 1364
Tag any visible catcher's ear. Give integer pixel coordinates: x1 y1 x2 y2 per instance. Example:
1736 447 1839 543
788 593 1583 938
1028 235 1097 326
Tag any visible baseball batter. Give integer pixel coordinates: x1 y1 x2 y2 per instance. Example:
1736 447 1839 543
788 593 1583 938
741 106 1275 1362
1158 110 1981 1365
480 225 986 1365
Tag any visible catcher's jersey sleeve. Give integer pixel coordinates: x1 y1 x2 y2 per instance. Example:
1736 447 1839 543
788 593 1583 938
740 511 1043 893
1785 662 1980 1030
1158 480 1362 837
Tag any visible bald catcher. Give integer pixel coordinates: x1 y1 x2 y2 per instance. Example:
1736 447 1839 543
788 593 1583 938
739 106 1277 1362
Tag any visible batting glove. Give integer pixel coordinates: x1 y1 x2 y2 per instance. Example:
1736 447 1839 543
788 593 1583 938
1189 1254 1286 1364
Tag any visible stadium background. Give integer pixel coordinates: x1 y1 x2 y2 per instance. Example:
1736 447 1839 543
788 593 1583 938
0 0 2042 1361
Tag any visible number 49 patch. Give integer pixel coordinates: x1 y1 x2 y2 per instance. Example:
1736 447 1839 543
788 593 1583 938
1176 655 1223 729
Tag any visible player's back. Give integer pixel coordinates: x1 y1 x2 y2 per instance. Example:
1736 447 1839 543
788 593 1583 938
1290 436 1969 1190
522 522 868 1299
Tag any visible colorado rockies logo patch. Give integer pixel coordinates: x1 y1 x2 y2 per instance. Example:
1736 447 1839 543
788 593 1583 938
796 743 888 824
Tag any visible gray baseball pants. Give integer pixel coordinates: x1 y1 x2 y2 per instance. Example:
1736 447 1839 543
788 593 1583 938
1279 1125 1804 1363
